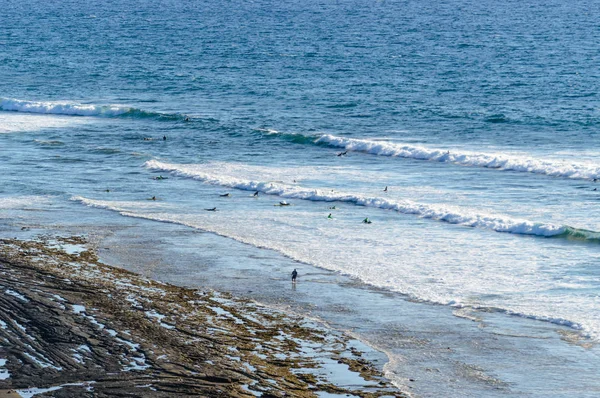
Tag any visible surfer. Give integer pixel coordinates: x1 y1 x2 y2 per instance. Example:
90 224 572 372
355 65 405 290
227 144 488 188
220 193 231 197
291 269 298 283
253 191 259 197
329 206 337 210
205 207 217 211
384 186 388 192
153 176 167 180
151 196 156 201
105 189 110 192
337 151 348 157
163 135 167 141
362 217 372 224
184 116 190 122
279 201 290 206
328 213 333 219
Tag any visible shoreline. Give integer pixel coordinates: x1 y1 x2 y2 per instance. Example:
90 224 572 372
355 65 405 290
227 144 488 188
0 236 405 397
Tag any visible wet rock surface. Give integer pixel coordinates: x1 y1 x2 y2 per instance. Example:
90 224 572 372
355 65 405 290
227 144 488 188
0 236 404 397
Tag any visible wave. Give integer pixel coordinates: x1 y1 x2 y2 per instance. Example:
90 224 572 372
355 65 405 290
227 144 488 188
259 130 600 181
142 160 600 241
0 98 187 121
70 195 598 340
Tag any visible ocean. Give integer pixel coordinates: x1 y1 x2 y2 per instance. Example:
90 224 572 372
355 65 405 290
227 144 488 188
1 0 600 396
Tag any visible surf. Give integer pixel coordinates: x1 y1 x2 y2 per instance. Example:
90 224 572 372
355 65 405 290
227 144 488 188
259 130 600 181
142 160 594 240
0 98 188 121
70 195 600 342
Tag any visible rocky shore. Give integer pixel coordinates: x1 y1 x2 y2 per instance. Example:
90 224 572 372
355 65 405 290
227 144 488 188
0 236 404 397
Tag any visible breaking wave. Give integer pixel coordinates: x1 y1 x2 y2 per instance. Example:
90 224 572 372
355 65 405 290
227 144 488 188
259 130 600 181
142 160 600 241
0 98 187 121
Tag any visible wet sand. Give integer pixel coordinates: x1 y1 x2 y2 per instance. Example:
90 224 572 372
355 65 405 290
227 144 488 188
0 236 404 397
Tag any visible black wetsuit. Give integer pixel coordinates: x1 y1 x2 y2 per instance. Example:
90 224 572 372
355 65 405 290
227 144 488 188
291 269 298 282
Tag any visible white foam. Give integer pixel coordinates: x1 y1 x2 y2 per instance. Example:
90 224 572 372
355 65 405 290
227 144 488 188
0 112 84 134
142 160 566 238
70 195 600 341
313 134 600 180
0 196 51 210
0 98 131 117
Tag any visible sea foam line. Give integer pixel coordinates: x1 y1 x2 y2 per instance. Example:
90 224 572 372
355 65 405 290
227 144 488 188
260 130 600 181
144 160 571 238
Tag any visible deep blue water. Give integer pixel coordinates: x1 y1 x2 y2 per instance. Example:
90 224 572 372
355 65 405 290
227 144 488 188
2 1 600 396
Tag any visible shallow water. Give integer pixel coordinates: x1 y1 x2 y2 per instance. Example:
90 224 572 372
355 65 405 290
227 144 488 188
2 0 600 395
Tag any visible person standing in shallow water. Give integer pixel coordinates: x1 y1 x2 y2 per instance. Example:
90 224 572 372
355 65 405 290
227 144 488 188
291 269 298 283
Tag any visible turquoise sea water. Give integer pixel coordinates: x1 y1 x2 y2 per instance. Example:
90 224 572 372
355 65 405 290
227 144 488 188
2 1 600 396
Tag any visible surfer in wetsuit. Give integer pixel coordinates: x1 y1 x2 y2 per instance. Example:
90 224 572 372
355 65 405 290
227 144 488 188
292 269 298 283
253 191 259 197
363 217 372 224
163 135 167 141
384 186 388 192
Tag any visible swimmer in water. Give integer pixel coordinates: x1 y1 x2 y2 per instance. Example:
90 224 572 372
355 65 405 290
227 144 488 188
337 150 348 157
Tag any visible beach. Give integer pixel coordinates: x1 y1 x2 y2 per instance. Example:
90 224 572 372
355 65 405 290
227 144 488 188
3 0 600 395
0 235 402 397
